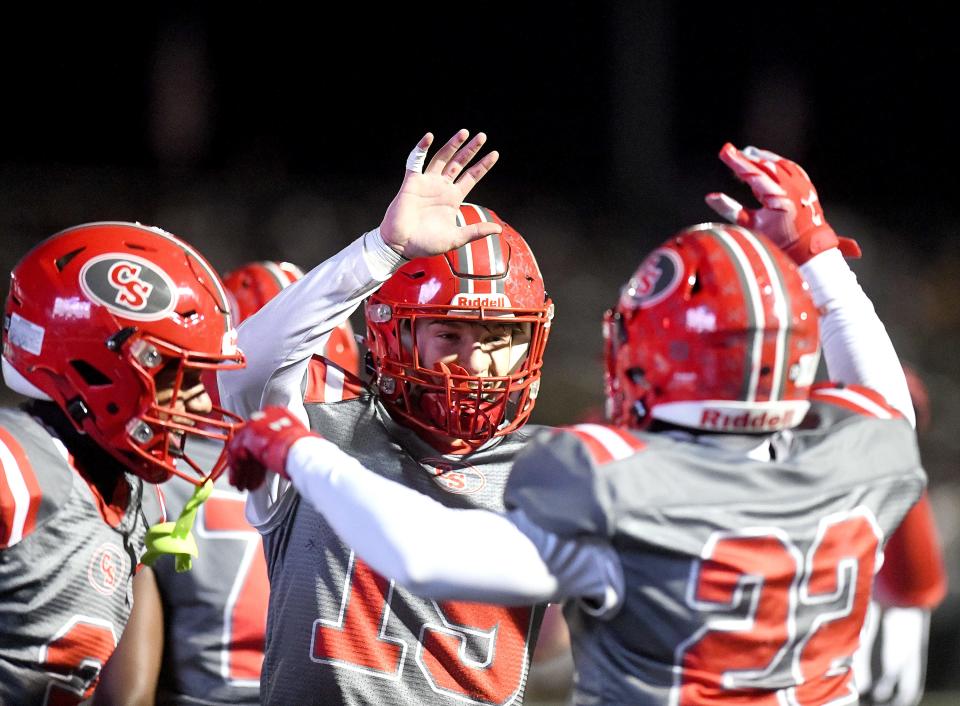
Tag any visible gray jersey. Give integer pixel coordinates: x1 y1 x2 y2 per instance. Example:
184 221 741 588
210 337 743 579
259 365 545 705
151 438 265 705
0 407 149 704
505 384 926 705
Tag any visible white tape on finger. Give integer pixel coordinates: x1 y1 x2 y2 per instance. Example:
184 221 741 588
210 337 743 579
707 193 743 221
406 144 428 173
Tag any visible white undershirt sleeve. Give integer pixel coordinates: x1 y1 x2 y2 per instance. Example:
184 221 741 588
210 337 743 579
283 436 624 611
218 229 405 527
217 228 403 423
799 249 915 427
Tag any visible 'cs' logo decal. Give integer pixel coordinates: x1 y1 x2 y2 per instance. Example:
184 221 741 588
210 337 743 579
619 248 683 310
79 254 178 321
88 543 128 596
422 458 487 495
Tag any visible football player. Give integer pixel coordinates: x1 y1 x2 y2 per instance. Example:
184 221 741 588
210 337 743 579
95 260 362 704
226 145 928 705
0 222 244 703
854 365 947 706
216 130 556 705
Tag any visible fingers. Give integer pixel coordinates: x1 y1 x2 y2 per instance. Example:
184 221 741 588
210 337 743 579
423 130 496 184
442 132 488 181
453 149 499 197
705 192 751 226
405 133 434 174
458 221 504 247
718 143 786 199
742 145 785 163
425 129 470 175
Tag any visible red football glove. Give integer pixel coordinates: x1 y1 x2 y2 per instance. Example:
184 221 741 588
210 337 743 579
706 143 861 264
227 406 319 491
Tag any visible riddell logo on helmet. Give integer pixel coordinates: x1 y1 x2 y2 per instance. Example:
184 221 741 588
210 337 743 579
699 408 796 430
450 294 511 309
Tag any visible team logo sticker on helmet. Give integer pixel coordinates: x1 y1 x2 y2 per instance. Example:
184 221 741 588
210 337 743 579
422 458 487 495
87 543 128 596
79 253 179 321
619 248 683 310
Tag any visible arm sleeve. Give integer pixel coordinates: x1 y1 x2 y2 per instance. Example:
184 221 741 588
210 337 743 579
874 492 947 608
799 249 915 427
217 228 404 424
282 436 624 609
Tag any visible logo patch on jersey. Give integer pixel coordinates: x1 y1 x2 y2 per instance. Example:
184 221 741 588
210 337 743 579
88 543 128 596
620 248 683 310
79 253 179 321
422 458 487 495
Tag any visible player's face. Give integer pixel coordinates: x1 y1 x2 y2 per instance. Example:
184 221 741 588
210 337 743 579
414 319 518 378
153 364 213 417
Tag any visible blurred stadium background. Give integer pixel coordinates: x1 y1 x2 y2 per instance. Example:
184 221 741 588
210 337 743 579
1 4 957 701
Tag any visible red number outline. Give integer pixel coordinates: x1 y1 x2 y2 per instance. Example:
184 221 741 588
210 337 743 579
199 488 269 685
311 551 534 705
673 507 883 705
40 615 117 706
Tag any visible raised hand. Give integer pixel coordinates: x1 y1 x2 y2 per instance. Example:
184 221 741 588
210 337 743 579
706 143 860 264
226 407 318 491
379 130 502 260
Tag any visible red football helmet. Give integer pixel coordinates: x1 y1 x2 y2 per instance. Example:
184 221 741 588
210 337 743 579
604 223 820 432
365 204 553 442
3 222 246 483
222 260 360 373
222 260 305 322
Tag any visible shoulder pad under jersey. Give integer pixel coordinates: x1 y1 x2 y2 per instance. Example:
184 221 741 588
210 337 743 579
0 415 73 548
304 354 368 404
807 382 906 422
505 423 647 539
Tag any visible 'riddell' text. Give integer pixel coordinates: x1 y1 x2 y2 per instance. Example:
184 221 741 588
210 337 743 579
700 409 795 430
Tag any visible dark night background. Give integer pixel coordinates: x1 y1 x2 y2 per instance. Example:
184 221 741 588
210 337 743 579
1 4 959 694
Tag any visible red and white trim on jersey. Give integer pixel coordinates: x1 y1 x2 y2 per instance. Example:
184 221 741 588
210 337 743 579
304 357 365 404
563 424 646 466
706 225 792 404
0 426 43 547
150 484 169 525
810 384 905 420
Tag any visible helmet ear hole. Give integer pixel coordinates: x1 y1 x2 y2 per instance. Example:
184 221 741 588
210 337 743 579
70 360 113 386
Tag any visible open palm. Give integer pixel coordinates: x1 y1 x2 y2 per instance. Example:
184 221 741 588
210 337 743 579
379 130 502 260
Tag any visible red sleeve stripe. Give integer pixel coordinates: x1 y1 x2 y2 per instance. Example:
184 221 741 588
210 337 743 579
565 424 645 465
844 384 905 413
811 387 903 420
305 357 364 404
303 357 343 403
0 427 42 547
322 362 345 403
